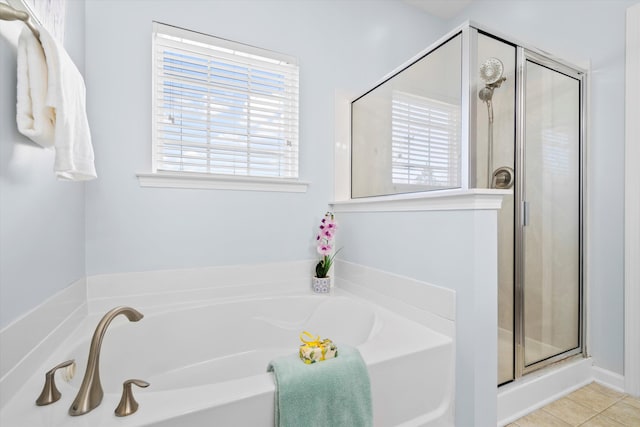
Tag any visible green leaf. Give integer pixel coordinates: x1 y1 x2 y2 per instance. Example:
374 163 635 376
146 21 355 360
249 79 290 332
315 260 325 278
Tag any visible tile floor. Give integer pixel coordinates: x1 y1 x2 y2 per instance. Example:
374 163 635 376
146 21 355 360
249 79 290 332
508 382 640 426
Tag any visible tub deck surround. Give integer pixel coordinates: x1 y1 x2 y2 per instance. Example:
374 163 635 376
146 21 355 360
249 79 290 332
0 278 87 410
86 260 318 313
333 260 456 337
0 265 455 427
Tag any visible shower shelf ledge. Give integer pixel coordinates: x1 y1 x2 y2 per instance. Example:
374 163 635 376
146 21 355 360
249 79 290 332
330 188 511 213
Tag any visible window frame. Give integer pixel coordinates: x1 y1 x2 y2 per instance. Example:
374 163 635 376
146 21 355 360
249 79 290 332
139 22 307 192
390 90 461 191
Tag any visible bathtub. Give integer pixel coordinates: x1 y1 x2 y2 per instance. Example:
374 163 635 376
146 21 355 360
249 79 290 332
1 291 454 426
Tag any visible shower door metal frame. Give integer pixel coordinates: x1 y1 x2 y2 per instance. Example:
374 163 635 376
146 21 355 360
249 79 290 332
514 47 587 379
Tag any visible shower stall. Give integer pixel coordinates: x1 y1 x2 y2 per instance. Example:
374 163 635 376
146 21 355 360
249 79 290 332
350 22 586 385
474 31 586 385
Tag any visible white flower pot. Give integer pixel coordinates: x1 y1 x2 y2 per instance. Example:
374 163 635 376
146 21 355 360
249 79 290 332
312 276 331 294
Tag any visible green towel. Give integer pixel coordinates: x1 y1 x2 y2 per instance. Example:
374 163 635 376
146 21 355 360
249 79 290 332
267 345 373 427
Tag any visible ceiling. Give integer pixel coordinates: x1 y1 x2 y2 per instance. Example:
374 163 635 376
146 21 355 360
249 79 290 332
404 0 474 20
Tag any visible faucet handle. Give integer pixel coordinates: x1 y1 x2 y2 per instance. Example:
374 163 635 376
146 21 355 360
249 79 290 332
115 379 149 417
35 359 76 406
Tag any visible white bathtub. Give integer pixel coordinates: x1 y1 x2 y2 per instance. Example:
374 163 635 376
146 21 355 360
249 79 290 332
1 292 454 426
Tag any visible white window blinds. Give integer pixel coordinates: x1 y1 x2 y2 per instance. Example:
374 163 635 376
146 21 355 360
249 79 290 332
391 91 461 187
152 23 300 179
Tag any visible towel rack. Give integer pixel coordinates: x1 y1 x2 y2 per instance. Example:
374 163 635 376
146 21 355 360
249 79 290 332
0 2 39 39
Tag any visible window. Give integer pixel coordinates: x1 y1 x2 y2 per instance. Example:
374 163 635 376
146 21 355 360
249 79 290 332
542 129 571 176
151 23 300 183
391 91 461 188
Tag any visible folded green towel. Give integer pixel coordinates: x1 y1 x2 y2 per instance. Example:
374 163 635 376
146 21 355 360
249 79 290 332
267 345 373 427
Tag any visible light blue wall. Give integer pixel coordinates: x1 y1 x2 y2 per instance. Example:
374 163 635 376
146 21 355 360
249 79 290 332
337 208 499 426
450 0 636 380
0 1 86 329
82 0 447 275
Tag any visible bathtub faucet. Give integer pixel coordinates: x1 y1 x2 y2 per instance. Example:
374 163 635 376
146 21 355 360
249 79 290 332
69 306 144 416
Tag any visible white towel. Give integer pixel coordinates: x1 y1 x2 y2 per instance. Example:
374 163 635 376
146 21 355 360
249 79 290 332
16 26 97 181
16 27 54 148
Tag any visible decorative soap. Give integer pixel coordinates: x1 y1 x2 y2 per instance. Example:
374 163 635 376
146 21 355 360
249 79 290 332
299 331 338 364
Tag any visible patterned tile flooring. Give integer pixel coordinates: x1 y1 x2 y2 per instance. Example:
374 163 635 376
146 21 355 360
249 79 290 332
508 382 640 426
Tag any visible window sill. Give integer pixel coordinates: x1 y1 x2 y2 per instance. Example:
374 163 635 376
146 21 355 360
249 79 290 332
330 188 511 212
136 172 309 193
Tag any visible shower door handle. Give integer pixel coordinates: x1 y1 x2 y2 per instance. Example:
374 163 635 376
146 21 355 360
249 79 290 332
522 201 529 226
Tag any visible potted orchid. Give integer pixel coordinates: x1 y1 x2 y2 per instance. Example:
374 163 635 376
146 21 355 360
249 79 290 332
312 212 341 293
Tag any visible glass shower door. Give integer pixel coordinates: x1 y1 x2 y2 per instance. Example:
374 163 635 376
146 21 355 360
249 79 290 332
519 57 582 371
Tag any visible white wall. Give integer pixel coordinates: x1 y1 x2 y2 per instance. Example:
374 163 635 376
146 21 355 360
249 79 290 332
83 0 447 275
450 0 637 379
0 0 86 329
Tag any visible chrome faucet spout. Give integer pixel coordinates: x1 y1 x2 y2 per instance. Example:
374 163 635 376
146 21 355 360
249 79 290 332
69 306 143 416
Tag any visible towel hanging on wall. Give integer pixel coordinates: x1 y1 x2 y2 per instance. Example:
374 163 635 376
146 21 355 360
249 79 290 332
16 25 53 148
16 25 97 181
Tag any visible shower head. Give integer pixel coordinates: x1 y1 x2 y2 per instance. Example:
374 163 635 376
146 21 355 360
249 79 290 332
479 57 506 104
480 57 505 85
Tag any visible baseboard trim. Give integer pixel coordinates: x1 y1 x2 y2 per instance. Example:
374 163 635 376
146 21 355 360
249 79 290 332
498 357 593 426
498 359 627 426
592 365 625 392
